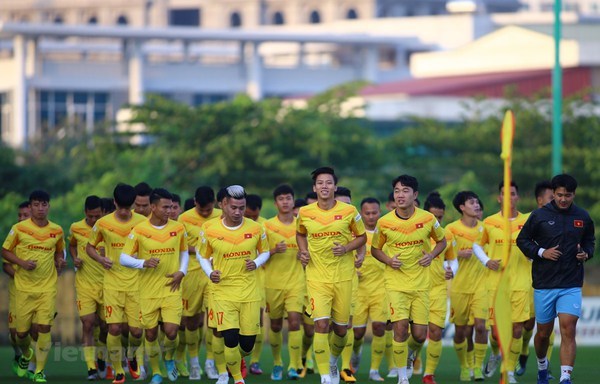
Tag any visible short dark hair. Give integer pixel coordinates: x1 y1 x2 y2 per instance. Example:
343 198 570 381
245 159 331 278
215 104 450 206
551 174 577 193
18 201 30 209
195 186 215 207
84 195 103 211
113 184 136 207
150 188 173 204
216 187 228 203
246 194 262 210
273 184 295 199
498 180 519 193
134 182 152 197
311 166 338 185
392 175 419 192
171 193 181 204
424 191 445 211
305 192 317 201
184 198 195 211
294 198 307 209
29 190 50 203
534 180 552 199
101 197 115 213
414 198 421 207
360 197 380 208
452 191 479 214
335 186 352 199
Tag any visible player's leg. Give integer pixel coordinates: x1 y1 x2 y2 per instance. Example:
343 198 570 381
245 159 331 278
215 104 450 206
451 291 472 381
160 295 184 381
423 286 447 384
14 290 35 378
472 288 489 381
555 288 582 384
30 291 56 382
125 290 144 381
104 289 126 382
308 280 336 384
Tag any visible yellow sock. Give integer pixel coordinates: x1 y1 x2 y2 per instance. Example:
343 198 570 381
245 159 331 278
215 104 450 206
205 328 214 360
212 335 226 374
330 332 348 358
509 337 523 372
30 340 37 364
547 331 555 362
83 346 96 370
96 337 107 362
454 340 468 369
16 334 32 356
385 330 394 370
121 333 129 350
474 342 487 370
128 333 143 361
314 332 331 375
467 348 475 369
146 338 162 376
392 340 408 369
341 328 354 370
370 334 385 371
407 334 424 357
354 336 364 355
302 331 313 360
251 325 264 364
424 339 442 376
175 329 186 361
288 330 302 370
489 333 500 356
93 326 101 344
35 332 52 372
521 328 533 356
107 333 125 374
225 346 243 382
269 329 283 366
186 328 200 359
164 335 179 361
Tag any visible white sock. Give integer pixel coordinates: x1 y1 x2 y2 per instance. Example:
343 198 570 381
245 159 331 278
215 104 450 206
537 357 548 370
321 373 332 381
399 367 407 378
190 356 199 367
560 365 573 381
329 355 339 366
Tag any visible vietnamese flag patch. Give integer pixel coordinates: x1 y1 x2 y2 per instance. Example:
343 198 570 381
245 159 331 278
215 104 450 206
334 215 342 220
574 220 584 228
170 231 177 237
244 233 252 239
416 223 423 229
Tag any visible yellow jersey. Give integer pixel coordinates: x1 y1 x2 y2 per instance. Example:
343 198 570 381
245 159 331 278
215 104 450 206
477 212 532 292
263 216 304 290
2 218 65 292
69 218 104 290
198 218 269 302
89 212 147 291
445 219 486 294
122 219 187 299
296 201 365 283
357 229 386 292
429 231 457 289
179 207 222 271
372 208 445 292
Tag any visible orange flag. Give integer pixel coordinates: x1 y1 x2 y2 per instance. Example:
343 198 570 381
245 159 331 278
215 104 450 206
493 110 515 384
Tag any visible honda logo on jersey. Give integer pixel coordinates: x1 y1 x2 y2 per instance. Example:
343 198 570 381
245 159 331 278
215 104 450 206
574 220 584 228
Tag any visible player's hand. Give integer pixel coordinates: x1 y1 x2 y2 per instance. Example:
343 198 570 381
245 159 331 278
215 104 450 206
486 259 501 271
245 259 257 271
355 252 365 268
298 250 310 267
418 251 434 267
576 244 589 262
458 249 472 259
55 258 66 274
332 242 347 256
166 271 185 292
275 241 287 254
210 270 221 283
21 259 37 270
389 254 402 269
144 257 160 268
100 256 113 270
73 257 83 269
356 269 363 278
542 245 561 261
444 266 454 280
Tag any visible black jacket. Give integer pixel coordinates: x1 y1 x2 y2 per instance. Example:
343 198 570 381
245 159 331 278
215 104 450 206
516 201 595 289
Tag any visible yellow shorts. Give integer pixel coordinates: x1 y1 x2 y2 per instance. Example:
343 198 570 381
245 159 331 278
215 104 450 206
529 287 535 318
214 300 261 335
388 290 429 325
103 289 141 327
306 279 352 325
8 278 16 329
488 289 530 325
15 290 56 332
354 287 389 327
351 273 359 316
450 290 487 326
266 287 305 319
182 269 208 317
76 282 104 318
429 286 448 328
141 295 183 329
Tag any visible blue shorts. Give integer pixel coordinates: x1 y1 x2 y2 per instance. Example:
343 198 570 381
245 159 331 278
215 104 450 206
534 287 582 324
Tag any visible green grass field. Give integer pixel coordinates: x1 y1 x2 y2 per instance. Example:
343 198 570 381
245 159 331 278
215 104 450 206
1 345 598 383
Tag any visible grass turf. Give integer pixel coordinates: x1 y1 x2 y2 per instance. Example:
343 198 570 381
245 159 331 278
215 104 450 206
1 344 598 383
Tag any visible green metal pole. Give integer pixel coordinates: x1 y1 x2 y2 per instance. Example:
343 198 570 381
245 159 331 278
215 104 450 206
552 0 563 175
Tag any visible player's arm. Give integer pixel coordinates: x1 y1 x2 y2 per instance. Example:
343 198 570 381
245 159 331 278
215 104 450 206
246 229 270 271
296 231 310 267
69 232 82 269
472 243 499 270
2 262 16 278
336 233 366 255
166 234 190 292
516 212 544 260
196 228 220 283
86 242 113 270
419 236 447 267
2 247 36 270
577 215 595 262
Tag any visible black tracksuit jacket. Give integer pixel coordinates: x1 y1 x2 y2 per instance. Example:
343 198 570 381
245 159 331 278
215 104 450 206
516 201 595 289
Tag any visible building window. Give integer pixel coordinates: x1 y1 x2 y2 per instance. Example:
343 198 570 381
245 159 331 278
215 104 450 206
309 10 321 24
38 91 110 133
169 8 201 27
230 12 242 28
116 15 128 25
272 11 285 25
88 16 98 24
54 15 63 24
193 93 230 106
346 9 358 19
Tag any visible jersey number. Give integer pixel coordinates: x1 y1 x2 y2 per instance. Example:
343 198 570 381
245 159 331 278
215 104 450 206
105 305 113 318
310 298 315 312
217 311 224 325
182 299 189 311
389 303 395 316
